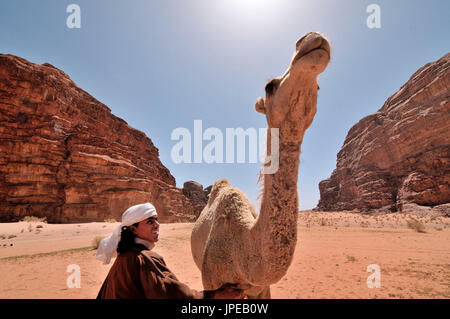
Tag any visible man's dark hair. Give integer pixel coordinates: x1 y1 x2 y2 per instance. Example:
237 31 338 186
117 222 139 254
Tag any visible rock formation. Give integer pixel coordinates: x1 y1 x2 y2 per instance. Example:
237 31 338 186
182 181 209 215
0 54 207 223
317 53 450 215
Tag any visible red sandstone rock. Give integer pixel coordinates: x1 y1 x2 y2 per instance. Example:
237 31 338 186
182 181 209 217
0 54 207 223
317 53 450 215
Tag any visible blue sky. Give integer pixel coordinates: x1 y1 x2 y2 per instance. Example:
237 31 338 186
1 0 449 210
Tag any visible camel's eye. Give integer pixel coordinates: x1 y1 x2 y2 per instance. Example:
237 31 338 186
317 85 320 91
265 79 279 96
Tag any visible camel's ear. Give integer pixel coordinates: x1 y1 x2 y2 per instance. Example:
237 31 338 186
254 97 266 114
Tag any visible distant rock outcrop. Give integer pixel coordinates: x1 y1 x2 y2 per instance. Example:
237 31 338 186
182 181 210 218
317 53 450 215
0 54 207 223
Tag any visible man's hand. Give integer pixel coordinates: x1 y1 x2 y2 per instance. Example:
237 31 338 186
213 283 244 299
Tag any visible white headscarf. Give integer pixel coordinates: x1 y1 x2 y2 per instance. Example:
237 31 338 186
96 202 158 264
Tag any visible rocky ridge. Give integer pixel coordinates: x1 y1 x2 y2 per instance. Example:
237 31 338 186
316 53 450 216
0 54 207 223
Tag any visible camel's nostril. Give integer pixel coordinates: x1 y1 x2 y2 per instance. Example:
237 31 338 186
295 34 309 51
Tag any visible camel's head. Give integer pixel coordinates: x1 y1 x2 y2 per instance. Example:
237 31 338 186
255 32 330 128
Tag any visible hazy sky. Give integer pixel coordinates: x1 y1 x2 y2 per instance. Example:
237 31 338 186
1 0 449 210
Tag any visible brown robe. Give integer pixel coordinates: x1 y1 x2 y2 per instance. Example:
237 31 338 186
97 244 214 299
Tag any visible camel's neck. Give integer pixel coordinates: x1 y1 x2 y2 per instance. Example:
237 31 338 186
257 120 303 233
257 88 315 229
249 92 315 285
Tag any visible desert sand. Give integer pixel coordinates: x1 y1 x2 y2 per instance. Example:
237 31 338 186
0 211 448 299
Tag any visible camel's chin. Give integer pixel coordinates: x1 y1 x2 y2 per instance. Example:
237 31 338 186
310 48 330 60
293 48 330 73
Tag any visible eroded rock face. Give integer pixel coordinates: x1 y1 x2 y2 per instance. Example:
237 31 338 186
0 54 207 223
317 53 450 215
182 181 210 218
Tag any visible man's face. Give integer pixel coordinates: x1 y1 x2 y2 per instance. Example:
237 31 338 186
131 216 159 243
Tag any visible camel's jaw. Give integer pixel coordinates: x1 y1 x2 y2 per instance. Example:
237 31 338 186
290 32 330 74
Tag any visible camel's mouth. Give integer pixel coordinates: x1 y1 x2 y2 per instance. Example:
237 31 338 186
292 45 330 64
291 33 331 66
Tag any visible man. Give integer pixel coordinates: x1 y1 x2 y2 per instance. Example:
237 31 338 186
96 203 242 299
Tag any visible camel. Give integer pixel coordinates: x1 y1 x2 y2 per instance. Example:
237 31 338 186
191 32 331 298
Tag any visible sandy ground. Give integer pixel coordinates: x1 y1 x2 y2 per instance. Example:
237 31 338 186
0 211 449 299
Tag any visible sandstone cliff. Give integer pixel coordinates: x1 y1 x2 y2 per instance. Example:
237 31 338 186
0 54 207 223
317 53 450 215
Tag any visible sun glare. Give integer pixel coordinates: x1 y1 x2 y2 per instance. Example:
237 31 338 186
226 0 274 14
220 0 284 20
